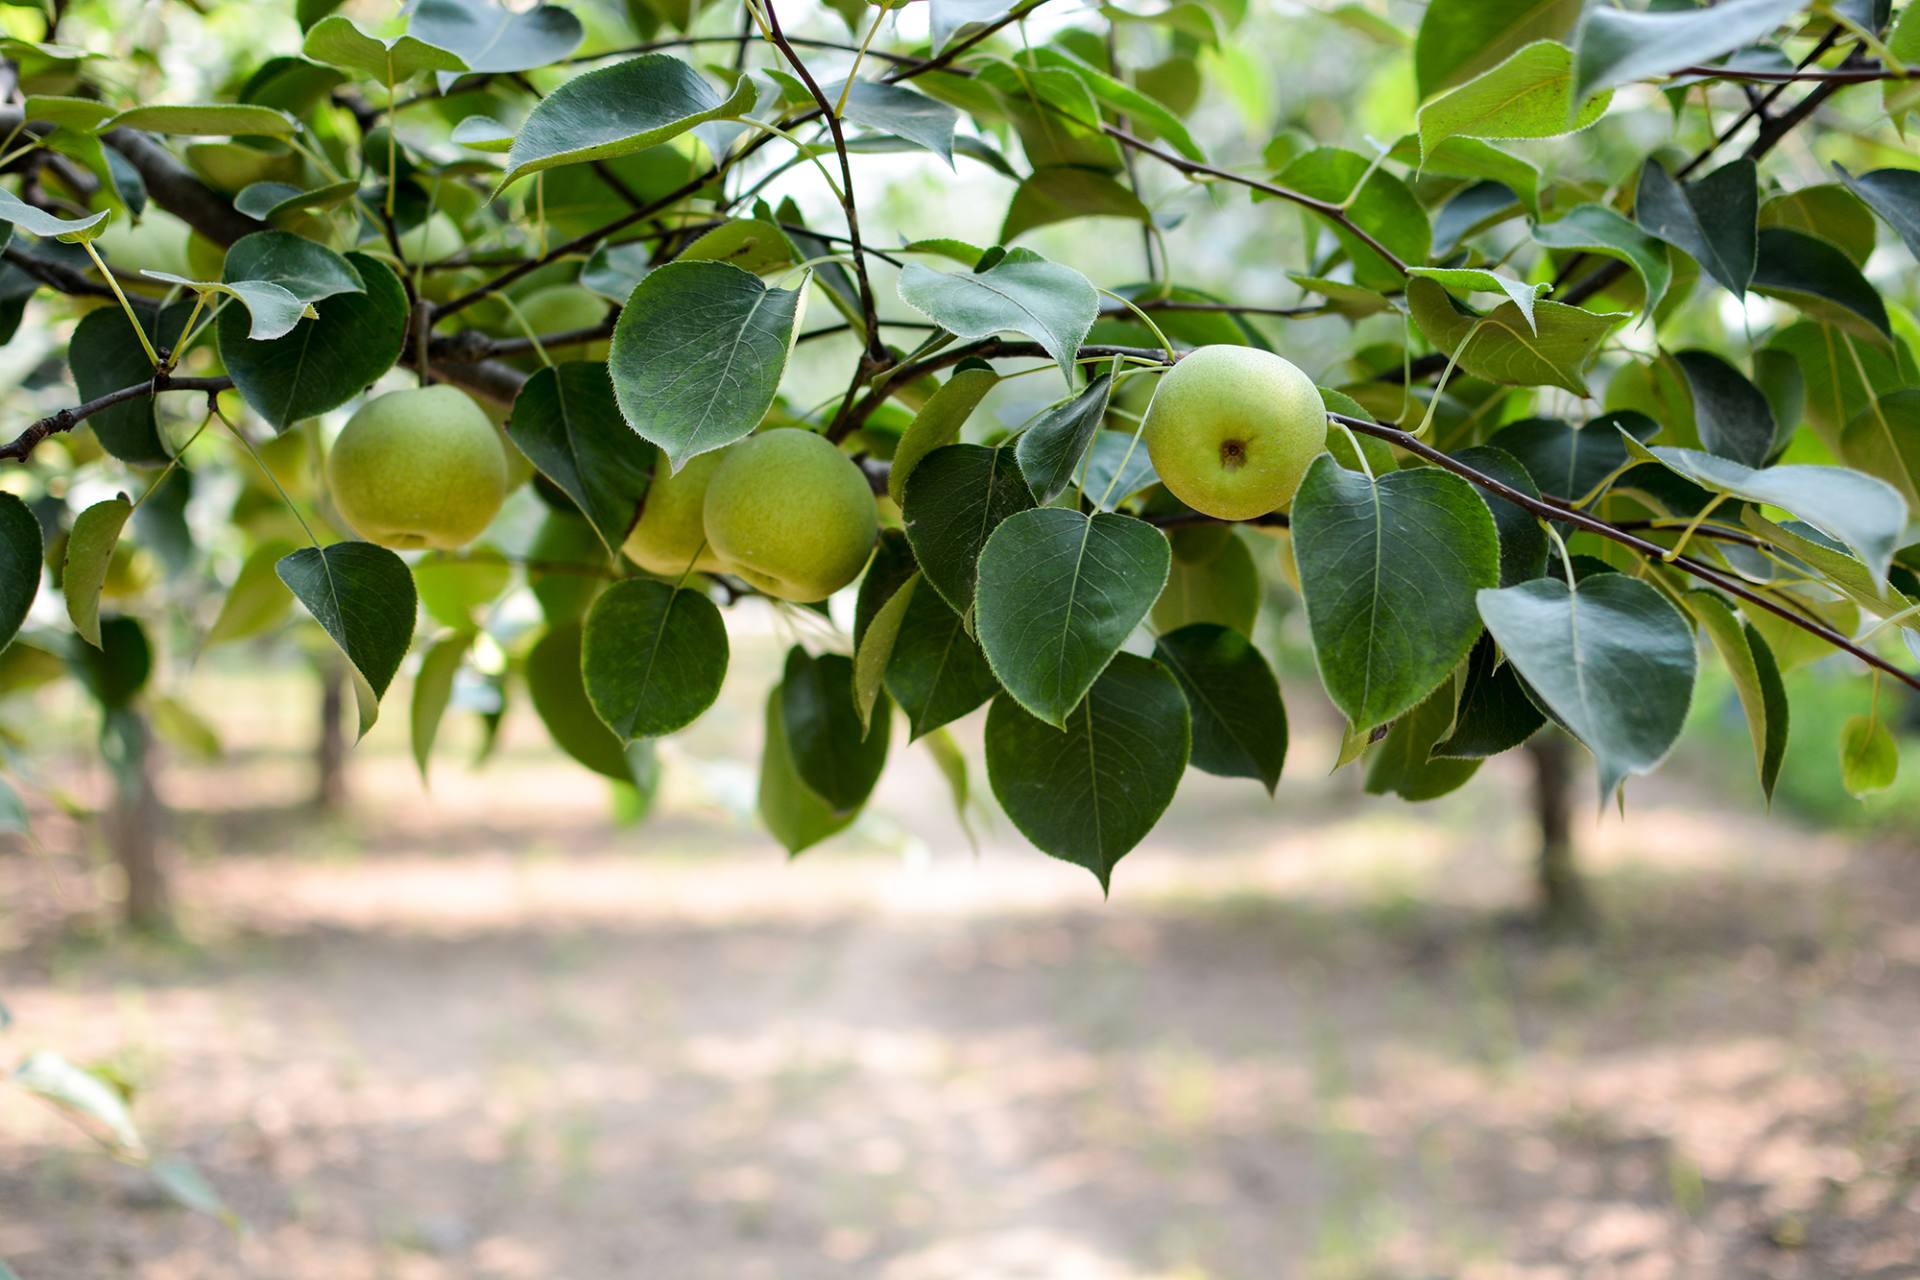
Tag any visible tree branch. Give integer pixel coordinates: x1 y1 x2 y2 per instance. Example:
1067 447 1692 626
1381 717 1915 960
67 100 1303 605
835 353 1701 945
0 374 230 462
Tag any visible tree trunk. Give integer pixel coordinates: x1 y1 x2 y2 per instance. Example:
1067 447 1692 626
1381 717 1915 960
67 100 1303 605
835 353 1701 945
104 711 168 933
1527 731 1592 933
315 658 348 810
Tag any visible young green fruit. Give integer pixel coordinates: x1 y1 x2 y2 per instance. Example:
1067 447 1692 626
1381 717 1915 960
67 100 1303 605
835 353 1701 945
398 212 465 263
1142 344 1328 521
702 430 878 603
624 448 727 576
511 284 610 367
326 385 509 551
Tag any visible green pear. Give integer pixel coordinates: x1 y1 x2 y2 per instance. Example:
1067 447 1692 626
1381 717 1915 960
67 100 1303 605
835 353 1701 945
702 430 878 602
1142 344 1328 521
326 385 509 550
185 141 300 194
398 212 465 263
511 284 611 368
625 448 727 576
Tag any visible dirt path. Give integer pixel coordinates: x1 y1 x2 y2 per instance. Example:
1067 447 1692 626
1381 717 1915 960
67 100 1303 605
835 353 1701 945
3 667 1920 1279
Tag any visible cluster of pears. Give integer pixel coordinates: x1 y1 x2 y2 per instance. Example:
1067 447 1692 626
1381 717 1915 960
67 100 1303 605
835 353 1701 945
325 384 878 602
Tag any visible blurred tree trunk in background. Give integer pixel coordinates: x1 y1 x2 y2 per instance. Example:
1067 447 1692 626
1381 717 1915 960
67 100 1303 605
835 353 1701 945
1528 732 1591 933
316 659 347 810
104 710 169 933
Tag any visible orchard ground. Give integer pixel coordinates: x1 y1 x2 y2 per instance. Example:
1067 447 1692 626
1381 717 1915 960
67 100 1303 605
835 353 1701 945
3 622 1919 1279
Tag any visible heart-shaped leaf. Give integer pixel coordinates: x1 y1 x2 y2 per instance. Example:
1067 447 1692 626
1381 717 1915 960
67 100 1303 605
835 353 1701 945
1292 455 1501 731
222 229 364 304
583 579 728 741
1531 204 1671 314
0 492 42 654
1835 164 1920 262
302 14 468 81
1478 573 1697 801
1675 349 1775 468
780 648 891 812
984 652 1190 893
1489 411 1659 501
1407 276 1623 395
1014 361 1117 504
218 252 407 430
1751 227 1892 340
1636 158 1757 297
1573 0 1808 102
502 54 752 188
901 443 1035 617
1414 0 1585 98
69 300 193 465
758 684 854 856
62 496 132 649
1416 41 1611 157
975 507 1171 727
276 541 417 738
409 0 583 91
1430 632 1545 758
897 248 1099 383
884 580 1001 739
508 362 654 554
889 362 998 504
527 621 648 783
609 259 805 471
1152 623 1287 795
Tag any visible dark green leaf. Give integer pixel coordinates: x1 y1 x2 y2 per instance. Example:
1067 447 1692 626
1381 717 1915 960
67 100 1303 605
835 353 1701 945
276 541 417 737
1278 147 1432 290
507 362 653 554
831 78 959 167
975 508 1170 727
985 652 1189 892
0 493 42 655
889 363 998 504
410 0 584 91
1365 680 1482 801
1835 164 1920 261
759 682 854 856
1014 361 1116 503
1477 572 1697 800
1292 455 1501 730
1636 158 1757 297
884 580 1000 739
1000 165 1152 244
218 253 407 431
222 229 364 305
1489 411 1658 500
69 616 151 710
780 648 890 812
1573 0 1808 101
1751 227 1892 340
583 579 728 740
901 443 1035 616
502 53 749 187
1452 445 1547 586
1152 529 1260 634
1675 349 1776 468
70 300 191 465
1080 430 1160 511
1152 623 1286 794
897 248 1100 382
608 259 804 470
527 621 646 783
1431 632 1545 758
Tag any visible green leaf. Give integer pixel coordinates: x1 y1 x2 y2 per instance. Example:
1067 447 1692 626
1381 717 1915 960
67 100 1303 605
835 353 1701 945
1152 623 1286 794
1292 455 1501 730
676 218 796 275
1835 164 1920 262
759 684 854 855
1685 590 1787 804
975 508 1170 727
1080 430 1160 511
1278 147 1431 290
1751 227 1892 341
409 0 584 89
889 363 998 504
14 1051 143 1156
301 14 468 81
1624 437 1908 584
204 538 296 645
1023 46 1206 161
608 259 805 471
0 773 28 839
831 77 959 167
501 54 751 188
581 239 652 301
854 573 916 735
142 272 312 341
218 253 408 431
232 178 360 224
1759 183 1878 268
276 542 417 738
1408 276 1623 395
0 187 106 240
1452 445 1548 586
1406 267 1549 332
223 229 364 305
884 579 1000 739
1839 712 1898 797
984 652 1189 892
1766 321 1910 451
1840 389 1920 505
1000 165 1151 244
526 621 645 783
582 579 728 741
897 248 1100 383
1014 361 1117 503
70 617 150 710
0 492 42 654
1490 411 1658 500
508 362 653 554
62 496 131 649
1573 0 1808 102
70 300 191 465
1531 204 1671 315
780 648 891 812
1675 349 1775 468
1746 513 1912 622
1364 679 1483 801
1152 529 1259 635
1416 41 1611 157
930 0 1013 52
450 114 515 152
1636 158 1757 297
901 443 1035 616
1414 0 1584 99
1478 573 1697 800
1431 632 1545 758
105 103 298 136
410 628 471 783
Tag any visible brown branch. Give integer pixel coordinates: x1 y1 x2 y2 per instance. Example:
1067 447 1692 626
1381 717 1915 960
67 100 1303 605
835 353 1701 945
1331 412 1920 695
0 374 230 463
